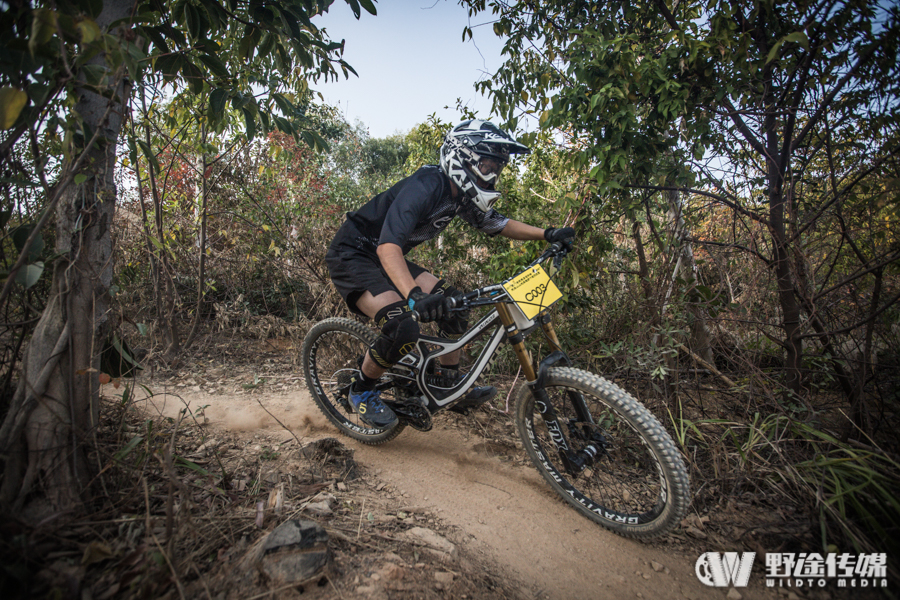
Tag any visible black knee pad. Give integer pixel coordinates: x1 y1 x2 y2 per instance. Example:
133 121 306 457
432 280 469 337
369 301 420 368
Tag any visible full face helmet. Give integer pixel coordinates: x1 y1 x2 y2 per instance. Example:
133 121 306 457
439 120 530 212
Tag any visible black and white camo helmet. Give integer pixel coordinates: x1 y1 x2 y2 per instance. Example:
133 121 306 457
439 120 530 212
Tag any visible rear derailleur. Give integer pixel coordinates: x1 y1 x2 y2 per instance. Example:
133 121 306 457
387 381 433 432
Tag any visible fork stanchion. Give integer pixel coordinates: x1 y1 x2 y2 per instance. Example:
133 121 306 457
495 302 537 381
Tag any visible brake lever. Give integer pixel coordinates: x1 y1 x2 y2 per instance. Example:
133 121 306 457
447 296 469 313
546 241 567 271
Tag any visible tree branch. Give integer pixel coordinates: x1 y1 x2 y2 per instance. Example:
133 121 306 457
721 97 769 160
651 0 681 31
799 289 900 341
683 236 772 266
788 141 900 245
626 183 768 226
791 41 879 152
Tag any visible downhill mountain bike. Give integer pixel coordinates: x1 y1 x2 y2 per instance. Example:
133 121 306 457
302 243 690 538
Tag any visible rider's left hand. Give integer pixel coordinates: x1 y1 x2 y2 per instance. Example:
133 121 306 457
544 226 575 250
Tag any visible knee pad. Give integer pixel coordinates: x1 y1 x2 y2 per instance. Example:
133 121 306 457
369 301 420 368
432 280 469 337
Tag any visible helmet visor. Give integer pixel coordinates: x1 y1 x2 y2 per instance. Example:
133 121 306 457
475 156 506 190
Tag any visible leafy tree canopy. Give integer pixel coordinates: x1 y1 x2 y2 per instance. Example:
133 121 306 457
0 0 376 163
464 0 900 204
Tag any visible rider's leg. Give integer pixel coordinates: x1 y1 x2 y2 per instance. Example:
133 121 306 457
345 290 416 428
404 272 463 366
355 290 403 382
356 275 495 411
355 272 462 373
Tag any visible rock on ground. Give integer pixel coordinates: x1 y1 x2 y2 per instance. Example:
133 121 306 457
241 519 331 586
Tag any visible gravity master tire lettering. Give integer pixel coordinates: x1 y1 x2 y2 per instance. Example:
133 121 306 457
301 317 405 445
515 367 690 538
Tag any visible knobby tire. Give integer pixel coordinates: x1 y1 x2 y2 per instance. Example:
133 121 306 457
302 317 405 445
515 367 690 538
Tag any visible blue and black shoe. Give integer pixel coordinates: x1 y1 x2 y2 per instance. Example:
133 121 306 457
429 367 497 414
348 385 398 428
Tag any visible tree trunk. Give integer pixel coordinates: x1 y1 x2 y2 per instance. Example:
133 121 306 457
768 162 804 396
631 219 653 302
185 123 210 349
664 188 714 364
0 0 137 522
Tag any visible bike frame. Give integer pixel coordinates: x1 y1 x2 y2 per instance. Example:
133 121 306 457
388 260 570 415
392 307 506 411
384 244 599 475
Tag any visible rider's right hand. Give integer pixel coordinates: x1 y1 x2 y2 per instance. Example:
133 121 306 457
407 287 451 322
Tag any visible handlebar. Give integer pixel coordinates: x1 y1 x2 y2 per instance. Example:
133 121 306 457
409 242 571 321
433 242 572 317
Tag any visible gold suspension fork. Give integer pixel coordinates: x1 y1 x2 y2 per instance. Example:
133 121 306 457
495 303 537 382
498 303 579 461
539 316 563 354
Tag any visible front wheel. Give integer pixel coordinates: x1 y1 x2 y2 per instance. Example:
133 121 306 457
515 367 690 539
302 317 405 445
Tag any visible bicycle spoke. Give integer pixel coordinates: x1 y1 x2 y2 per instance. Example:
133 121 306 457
516 367 689 538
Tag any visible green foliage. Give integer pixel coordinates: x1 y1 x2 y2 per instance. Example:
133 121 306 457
0 0 376 290
465 0 900 398
328 121 410 208
788 424 900 556
668 405 900 556
404 114 448 172
120 98 346 325
467 0 899 194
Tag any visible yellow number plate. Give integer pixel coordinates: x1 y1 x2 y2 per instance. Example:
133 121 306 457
502 265 563 320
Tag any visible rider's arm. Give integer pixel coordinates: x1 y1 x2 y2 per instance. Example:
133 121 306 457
377 243 419 299
499 219 547 241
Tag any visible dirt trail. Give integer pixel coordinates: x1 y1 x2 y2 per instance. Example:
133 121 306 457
129 382 778 600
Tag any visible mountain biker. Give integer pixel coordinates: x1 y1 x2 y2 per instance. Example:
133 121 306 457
325 120 575 428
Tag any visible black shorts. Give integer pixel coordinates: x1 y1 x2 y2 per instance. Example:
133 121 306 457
326 243 429 317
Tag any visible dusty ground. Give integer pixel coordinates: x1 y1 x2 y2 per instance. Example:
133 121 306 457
88 334 845 600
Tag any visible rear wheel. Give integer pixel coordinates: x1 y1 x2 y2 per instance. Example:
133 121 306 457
515 367 690 538
302 317 405 445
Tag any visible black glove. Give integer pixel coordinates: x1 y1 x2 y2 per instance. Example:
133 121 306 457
434 286 469 335
544 226 576 248
407 287 450 322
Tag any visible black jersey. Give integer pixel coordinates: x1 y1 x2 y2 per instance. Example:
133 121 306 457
331 165 509 255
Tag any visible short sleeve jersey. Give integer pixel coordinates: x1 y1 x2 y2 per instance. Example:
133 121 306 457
332 165 509 255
